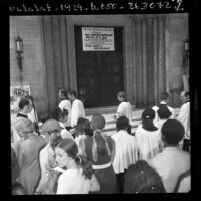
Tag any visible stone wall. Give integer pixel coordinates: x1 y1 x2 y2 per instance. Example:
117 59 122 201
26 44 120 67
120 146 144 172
10 16 48 117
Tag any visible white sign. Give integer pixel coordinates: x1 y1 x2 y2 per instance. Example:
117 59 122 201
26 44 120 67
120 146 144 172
10 85 31 116
82 27 114 51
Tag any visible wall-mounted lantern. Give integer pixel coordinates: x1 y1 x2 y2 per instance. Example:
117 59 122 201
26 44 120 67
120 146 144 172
15 33 23 71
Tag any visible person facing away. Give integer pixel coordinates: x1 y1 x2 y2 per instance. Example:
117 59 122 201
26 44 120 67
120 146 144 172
53 107 74 140
12 97 35 152
35 119 63 194
74 117 93 156
124 160 166 193
83 113 118 194
55 138 100 194
68 90 85 128
111 116 138 194
155 104 172 131
14 118 46 195
177 91 190 152
58 87 72 130
152 91 175 125
135 107 160 161
113 91 132 134
149 119 190 193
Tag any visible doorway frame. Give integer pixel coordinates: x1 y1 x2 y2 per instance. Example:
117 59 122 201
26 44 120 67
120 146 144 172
65 15 136 106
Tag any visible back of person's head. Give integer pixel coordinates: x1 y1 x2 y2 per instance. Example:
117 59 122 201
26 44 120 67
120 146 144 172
157 105 172 119
12 182 27 195
53 107 68 121
18 97 30 110
68 90 77 98
57 139 94 180
91 114 111 162
83 121 94 137
161 119 184 146
51 135 63 150
59 87 68 98
42 119 60 135
116 116 129 131
39 113 50 124
124 160 166 193
160 92 169 101
117 91 126 101
141 108 157 132
75 117 90 137
91 113 105 131
14 117 34 137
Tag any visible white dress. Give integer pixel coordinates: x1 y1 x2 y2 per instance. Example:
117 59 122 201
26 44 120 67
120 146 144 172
74 135 87 156
135 124 160 161
116 101 132 125
111 130 138 174
59 99 72 127
56 168 90 194
59 122 74 140
177 102 190 139
71 99 85 127
152 101 175 125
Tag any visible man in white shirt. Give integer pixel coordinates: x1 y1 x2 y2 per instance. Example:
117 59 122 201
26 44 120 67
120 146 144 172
149 119 190 193
152 92 175 125
113 91 132 134
177 91 190 152
68 90 85 129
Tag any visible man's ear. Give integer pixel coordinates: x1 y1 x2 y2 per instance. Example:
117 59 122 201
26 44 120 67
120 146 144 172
161 134 167 145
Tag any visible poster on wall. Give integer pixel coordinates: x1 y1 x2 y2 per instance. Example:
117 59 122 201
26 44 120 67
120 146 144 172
82 27 114 51
10 85 31 121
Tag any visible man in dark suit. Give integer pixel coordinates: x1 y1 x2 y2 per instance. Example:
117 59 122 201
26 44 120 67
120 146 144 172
17 97 33 118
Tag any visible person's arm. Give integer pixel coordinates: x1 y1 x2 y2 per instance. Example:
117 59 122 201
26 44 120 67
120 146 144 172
110 138 116 164
35 149 48 193
89 174 100 192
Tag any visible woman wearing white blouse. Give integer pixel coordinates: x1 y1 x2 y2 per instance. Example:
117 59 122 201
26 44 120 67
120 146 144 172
55 138 100 194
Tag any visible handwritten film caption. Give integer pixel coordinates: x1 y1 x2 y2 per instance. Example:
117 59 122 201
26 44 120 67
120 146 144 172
9 0 184 13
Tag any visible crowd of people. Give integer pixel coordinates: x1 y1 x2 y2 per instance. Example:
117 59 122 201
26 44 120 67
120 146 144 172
10 88 190 194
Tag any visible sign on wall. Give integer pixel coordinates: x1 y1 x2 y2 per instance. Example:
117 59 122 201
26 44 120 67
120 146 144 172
82 27 114 51
10 85 31 116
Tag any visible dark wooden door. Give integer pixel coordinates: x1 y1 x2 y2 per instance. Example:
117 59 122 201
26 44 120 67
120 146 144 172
74 26 124 108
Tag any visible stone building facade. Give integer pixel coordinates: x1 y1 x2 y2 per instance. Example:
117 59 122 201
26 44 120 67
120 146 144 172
10 14 189 117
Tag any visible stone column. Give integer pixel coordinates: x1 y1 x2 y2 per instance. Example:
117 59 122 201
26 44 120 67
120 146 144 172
153 17 159 104
58 16 70 91
142 19 147 106
42 16 56 115
51 16 63 105
158 15 166 94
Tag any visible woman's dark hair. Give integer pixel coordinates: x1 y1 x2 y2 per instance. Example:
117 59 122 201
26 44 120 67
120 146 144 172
39 113 50 124
160 91 169 101
116 116 129 131
141 108 158 132
51 135 63 150
12 182 27 195
75 117 93 137
157 105 172 119
173 169 190 193
57 139 94 180
124 160 166 193
53 107 68 121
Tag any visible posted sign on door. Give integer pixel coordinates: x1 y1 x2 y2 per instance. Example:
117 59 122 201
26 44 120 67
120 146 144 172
82 27 114 51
